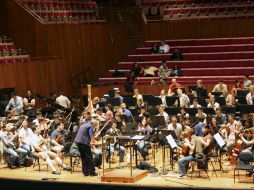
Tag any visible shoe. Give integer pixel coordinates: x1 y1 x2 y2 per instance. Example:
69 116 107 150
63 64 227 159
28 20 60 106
90 173 98 176
63 167 71 171
177 175 187 179
52 171 60 175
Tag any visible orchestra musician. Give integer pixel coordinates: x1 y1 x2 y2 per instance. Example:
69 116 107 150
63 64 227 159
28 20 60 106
74 116 98 176
50 122 66 157
195 107 207 125
157 104 169 124
114 112 126 132
1 124 29 168
18 120 33 155
207 95 220 111
168 116 183 139
5 92 24 116
213 107 227 126
23 90 36 117
31 125 71 174
105 120 125 163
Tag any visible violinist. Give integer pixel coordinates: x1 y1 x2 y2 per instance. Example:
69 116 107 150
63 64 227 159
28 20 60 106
104 104 114 121
115 112 126 132
213 107 227 125
18 120 33 155
105 120 125 163
135 112 153 160
195 107 207 125
50 122 66 157
168 116 182 139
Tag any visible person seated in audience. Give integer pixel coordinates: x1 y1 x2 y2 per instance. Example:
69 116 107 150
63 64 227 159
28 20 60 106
195 107 207 125
144 65 158 77
157 104 169 124
168 116 183 139
231 80 243 96
212 80 227 93
31 125 70 174
246 85 254 105
130 63 143 79
207 95 220 111
221 89 233 106
171 49 183 61
190 98 202 108
18 120 33 155
213 107 227 125
50 122 66 157
243 75 252 89
114 90 123 104
149 42 159 54
168 78 181 96
133 88 143 103
192 80 207 98
112 69 125 78
158 61 170 84
177 89 190 108
170 65 183 77
105 120 125 163
1 124 29 168
159 40 170 54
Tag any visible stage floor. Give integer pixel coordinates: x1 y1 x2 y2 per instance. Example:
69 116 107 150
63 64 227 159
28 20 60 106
0 162 253 189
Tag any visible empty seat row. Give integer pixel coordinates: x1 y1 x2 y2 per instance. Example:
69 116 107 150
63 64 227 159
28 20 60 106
35 10 95 18
0 43 15 51
0 56 30 64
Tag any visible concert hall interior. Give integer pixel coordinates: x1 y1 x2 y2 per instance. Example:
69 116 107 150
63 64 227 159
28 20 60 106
1 0 254 190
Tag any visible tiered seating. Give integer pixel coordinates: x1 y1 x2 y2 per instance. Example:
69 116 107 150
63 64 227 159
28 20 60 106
16 0 105 24
0 35 30 63
97 36 254 85
142 0 254 22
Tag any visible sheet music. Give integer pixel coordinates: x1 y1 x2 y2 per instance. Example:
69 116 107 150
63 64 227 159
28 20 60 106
213 133 226 148
166 134 177 149
131 135 144 140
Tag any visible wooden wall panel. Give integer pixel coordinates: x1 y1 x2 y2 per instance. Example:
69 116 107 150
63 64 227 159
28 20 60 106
0 0 126 96
143 19 254 40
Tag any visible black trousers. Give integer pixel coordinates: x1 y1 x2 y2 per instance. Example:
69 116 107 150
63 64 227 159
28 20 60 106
77 143 95 175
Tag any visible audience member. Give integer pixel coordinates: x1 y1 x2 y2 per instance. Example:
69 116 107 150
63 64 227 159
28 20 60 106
171 49 183 61
243 75 252 89
168 78 181 96
170 65 183 77
144 65 158 77
159 40 170 54
158 61 170 84
149 42 159 54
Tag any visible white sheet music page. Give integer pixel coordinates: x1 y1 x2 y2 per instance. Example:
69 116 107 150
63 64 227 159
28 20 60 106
166 134 177 149
213 133 226 148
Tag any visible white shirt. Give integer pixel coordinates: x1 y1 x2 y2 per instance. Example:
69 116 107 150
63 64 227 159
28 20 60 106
56 95 71 108
179 94 190 108
227 121 238 142
144 66 158 76
159 44 170 53
167 123 182 138
246 92 254 105
5 96 24 115
190 104 202 108
31 133 41 147
19 127 34 146
133 94 143 102
157 111 169 123
207 102 220 110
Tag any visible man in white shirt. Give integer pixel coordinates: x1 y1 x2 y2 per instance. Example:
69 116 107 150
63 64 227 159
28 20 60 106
56 92 71 108
177 89 190 108
157 104 169 124
246 85 254 105
5 92 24 115
190 98 202 108
207 95 220 110
19 120 34 154
159 40 170 54
167 116 182 139
133 89 143 103
212 80 227 93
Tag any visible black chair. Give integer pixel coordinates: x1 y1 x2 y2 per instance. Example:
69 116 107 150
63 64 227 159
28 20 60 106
191 157 210 181
234 151 254 183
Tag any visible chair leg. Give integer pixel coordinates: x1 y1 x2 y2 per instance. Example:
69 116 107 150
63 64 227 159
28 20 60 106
37 158 40 172
70 157 73 174
234 169 235 183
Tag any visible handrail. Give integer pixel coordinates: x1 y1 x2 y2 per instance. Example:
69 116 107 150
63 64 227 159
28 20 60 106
14 0 46 24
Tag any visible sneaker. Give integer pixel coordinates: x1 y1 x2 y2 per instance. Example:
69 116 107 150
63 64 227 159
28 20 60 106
63 167 71 171
52 171 60 175
177 175 187 179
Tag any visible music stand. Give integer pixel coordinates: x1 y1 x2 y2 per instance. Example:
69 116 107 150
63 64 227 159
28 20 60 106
203 107 215 115
123 97 136 107
106 97 121 107
236 96 247 104
188 85 197 93
123 123 138 132
237 90 249 97
211 92 222 96
156 115 167 128
215 97 226 107
164 107 180 115
129 108 140 117
213 133 226 172
166 96 179 107
185 108 198 117
221 106 236 114
150 97 163 106
237 105 254 114
143 94 154 103
124 84 134 93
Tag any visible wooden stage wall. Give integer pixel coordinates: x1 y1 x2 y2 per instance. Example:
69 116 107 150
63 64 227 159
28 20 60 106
142 19 254 40
0 0 127 95
81 83 235 99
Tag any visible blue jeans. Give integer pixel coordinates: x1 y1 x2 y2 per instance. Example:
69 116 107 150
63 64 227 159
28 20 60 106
5 147 28 166
21 144 32 156
107 144 125 162
91 148 102 167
